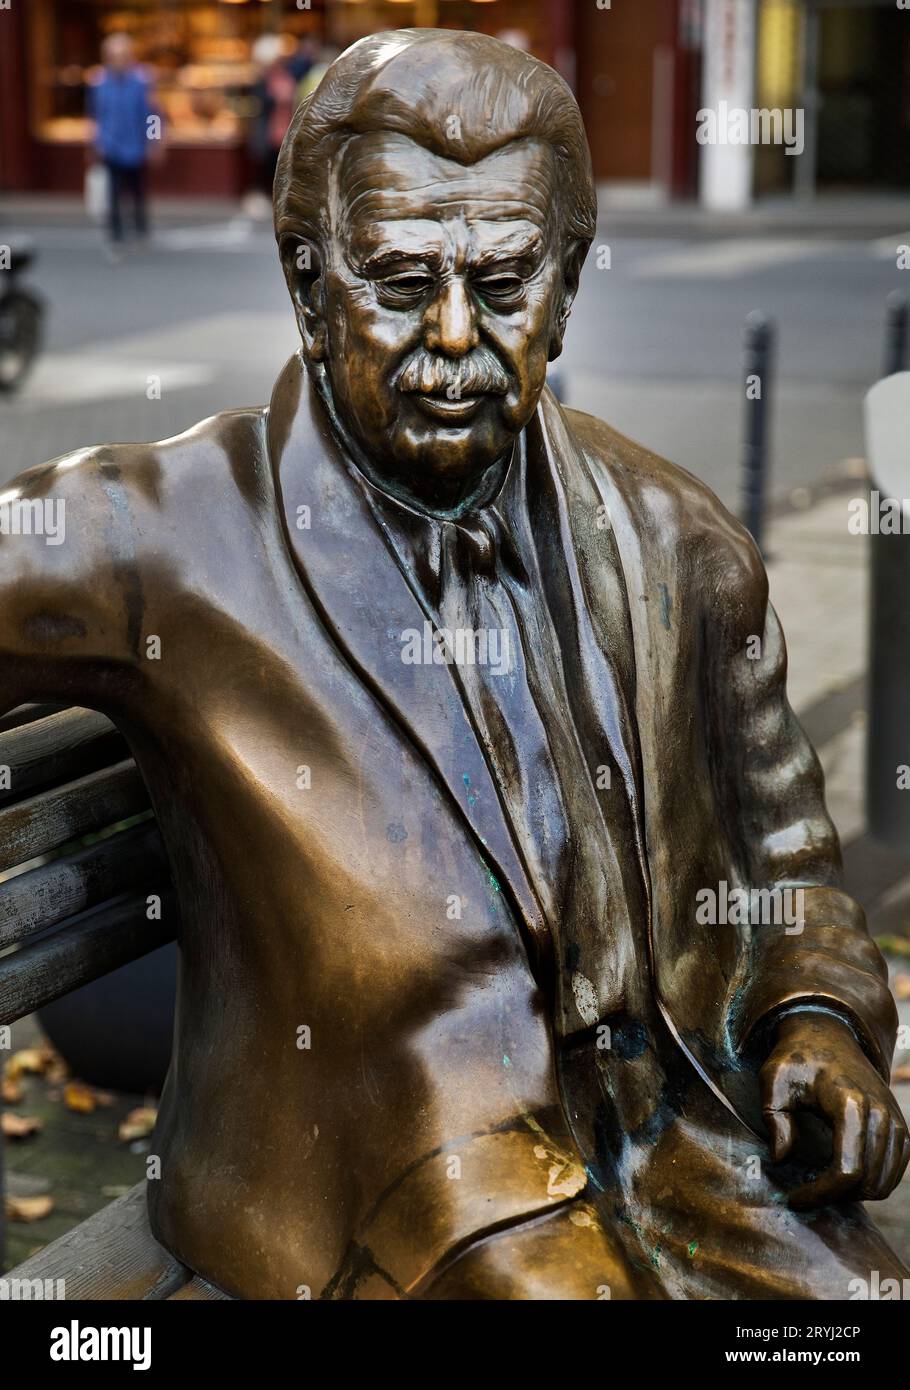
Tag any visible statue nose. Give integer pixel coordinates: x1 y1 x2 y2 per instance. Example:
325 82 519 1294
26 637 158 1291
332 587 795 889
425 279 478 358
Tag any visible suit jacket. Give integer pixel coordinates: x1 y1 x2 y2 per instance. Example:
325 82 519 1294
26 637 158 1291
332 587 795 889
0 354 896 1298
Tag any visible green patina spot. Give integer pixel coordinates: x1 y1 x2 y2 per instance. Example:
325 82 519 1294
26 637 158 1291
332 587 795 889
688 1240 698 1258
650 1243 662 1269
502 1054 512 1067
488 872 501 893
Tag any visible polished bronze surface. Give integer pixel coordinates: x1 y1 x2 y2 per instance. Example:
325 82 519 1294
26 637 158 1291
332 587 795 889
1 30 908 1299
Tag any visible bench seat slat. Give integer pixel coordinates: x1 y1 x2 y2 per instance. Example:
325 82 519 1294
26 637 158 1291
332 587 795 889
0 892 177 1025
2 1184 192 1300
167 1276 233 1300
0 760 150 874
0 708 127 808
0 820 168 949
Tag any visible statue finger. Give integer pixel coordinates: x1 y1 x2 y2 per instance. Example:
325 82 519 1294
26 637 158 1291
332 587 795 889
859 1106 893 1198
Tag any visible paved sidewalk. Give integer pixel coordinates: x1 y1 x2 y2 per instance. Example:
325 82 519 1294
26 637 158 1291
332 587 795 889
766 484 910 914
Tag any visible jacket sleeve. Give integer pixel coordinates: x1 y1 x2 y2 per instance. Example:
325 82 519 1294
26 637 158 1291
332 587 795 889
0 447 144 718
706 532 897 1081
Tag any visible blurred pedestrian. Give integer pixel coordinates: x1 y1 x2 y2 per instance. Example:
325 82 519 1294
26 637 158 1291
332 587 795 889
87 34 154 261
287 35 317 85
250 35 298 198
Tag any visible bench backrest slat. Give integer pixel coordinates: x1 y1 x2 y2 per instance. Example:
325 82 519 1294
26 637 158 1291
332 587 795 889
0 760 150 875
0 819 167 949
0 706 177 1022
0 708 128 807
0 892 177 1025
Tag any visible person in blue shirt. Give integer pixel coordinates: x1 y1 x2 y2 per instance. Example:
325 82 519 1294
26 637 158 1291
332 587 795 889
87 34 153 253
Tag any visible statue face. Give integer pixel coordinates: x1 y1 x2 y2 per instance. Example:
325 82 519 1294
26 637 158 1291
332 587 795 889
313 133 569 508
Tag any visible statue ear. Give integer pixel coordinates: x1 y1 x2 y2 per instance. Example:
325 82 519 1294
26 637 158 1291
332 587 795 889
282 237 327 362
548 238 589 362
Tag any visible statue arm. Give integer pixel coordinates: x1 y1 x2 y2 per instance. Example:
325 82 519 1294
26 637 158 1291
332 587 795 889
707 545 907 1202
0 448 144 718
715 591 895 1076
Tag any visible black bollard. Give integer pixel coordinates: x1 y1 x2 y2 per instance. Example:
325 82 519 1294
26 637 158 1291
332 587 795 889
883 292 908 379
864 373 910 851
740 311 776 556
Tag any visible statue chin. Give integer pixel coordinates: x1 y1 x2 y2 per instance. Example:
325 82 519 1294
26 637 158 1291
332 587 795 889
315 367 515 513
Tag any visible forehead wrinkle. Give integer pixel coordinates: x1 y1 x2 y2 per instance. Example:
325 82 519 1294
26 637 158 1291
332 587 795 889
352 219 544 274
338 133 556 231
343 183 552 229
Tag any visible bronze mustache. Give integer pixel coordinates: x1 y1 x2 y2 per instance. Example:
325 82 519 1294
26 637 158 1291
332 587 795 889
395 348 510 398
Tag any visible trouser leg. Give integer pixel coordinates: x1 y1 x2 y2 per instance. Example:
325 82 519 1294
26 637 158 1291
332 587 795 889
128 164 148 237
106 162 124 242
608 1105 910 1299
418 1200 662 1301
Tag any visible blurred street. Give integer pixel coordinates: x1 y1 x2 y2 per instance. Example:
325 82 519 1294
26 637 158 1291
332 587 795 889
3 196 910 512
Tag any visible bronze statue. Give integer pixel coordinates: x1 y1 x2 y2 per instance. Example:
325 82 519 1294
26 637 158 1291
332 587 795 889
1 30 907 1299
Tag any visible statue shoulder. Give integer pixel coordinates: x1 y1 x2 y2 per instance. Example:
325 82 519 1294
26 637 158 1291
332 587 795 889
0 407 269 697
564 404 767 615
9 405 267 535
0 405 267 603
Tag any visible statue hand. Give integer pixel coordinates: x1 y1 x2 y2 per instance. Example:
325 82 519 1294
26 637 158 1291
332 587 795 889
760 1012 910 1209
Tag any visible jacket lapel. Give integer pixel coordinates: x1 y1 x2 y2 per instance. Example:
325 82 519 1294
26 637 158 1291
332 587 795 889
266 354 550 973
526 392 646 849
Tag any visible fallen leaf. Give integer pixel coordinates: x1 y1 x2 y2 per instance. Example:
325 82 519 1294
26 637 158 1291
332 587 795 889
44 1055 70 1085
118 1106 157 1142
63 1081 97 1114
1 1112 43 1139
893 973 910 1001
1 1075 24 1104
4 1048 47 1082
892 1065 910 1083
4 1194 54 1223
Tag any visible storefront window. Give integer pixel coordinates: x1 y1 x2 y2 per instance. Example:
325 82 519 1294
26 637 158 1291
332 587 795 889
27 0 555 152
30 0 324 146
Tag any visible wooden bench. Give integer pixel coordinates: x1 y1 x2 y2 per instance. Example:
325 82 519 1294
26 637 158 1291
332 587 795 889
6 1186 228 1300
0 703 227 1297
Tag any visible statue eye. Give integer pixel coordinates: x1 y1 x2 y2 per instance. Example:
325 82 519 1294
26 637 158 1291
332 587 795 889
474 273 524 306
375 272 434 304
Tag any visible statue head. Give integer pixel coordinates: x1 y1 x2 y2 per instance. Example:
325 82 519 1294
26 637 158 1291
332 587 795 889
275 29 595 512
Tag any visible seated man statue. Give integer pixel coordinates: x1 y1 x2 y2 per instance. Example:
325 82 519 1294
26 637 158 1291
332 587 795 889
0 30 907 1300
